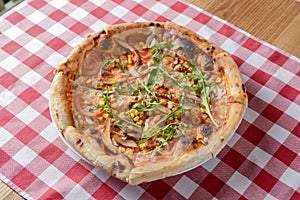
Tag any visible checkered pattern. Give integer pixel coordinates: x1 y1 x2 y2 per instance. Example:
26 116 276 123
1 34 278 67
0 0 299 199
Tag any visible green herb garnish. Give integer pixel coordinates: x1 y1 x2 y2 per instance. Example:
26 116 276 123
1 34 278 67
89 104 101 111
113 114 141 128
188 61 218 127
137 79 159 102
99 60 112 76
140 105 183 144
150 42 180 65
114 60 128 74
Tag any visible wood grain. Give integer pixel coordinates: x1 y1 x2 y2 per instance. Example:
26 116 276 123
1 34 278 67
187 0 300 57
0 182 22 200
1 0 300 199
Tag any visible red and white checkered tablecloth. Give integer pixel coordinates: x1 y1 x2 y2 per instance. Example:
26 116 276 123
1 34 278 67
0 0 299 199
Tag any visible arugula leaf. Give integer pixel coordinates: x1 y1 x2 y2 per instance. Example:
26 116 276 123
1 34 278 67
114 60 128 74
115 81 140 96
157 65 184 87
150 48 163 64
140 105 183 144
155 42 180 51
147 67 159 90
113 114 141 128
137 79 159 102
99 60 112 76
89 104 101 111
101 88 112 116
150 42 180 65
131 100 160 112
188 62 219 127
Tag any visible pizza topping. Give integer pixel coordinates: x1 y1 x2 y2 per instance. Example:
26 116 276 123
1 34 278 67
50 22 248 184
72 28 226 161
113 135 138 148
188 61 218 127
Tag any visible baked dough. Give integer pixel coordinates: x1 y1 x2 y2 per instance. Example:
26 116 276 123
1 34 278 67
50 22 247 184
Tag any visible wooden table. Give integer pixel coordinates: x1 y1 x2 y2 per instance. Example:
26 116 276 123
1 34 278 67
0 0 299 199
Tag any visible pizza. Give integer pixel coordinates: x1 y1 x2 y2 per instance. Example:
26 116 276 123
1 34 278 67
50 22 247 184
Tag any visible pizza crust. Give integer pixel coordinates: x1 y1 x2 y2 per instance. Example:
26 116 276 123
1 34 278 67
50 71 74 134
64 126 133 182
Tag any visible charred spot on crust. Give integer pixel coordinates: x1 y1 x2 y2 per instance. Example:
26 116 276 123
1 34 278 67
112 161 126 170
179 137 201 150
200 123 212 137
242 84 246 93
101 30 106 34
153 151 161 157
218 66 224 73
206 46 216 54
177 38 196 58
156 23 161 27
149 22 155 26
72 84 78 90
93 34 100 41
100 39 112 50
204 63 214 71
76 139 83 147
90 128 98 134
104 146 116 155
93 137 101 144
180 137 197 146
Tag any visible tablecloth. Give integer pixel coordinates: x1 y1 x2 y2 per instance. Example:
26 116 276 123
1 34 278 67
0 0 299 199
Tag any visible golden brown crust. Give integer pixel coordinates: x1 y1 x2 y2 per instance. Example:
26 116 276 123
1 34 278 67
50 72 74 134
50 21 247 185
64 126 133 182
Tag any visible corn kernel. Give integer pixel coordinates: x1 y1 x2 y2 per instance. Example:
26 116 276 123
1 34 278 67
134 110 139 116
118 146 125 152
129 109 136 114
126 151 133 159
99 100 104 106
138 42 144 47
86 78 92 84
83 100 90 105
200 107 206 113
103 113 109 118
128 54 132 65
111 103 118 109
130 113 135 118
139 143 146 149
79 119 85 126
98 117 103 121
136 120 143 126
133 116 139 122
160 98 167 106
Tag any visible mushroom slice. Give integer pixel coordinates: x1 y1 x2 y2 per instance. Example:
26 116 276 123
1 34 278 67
113 135 138 148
